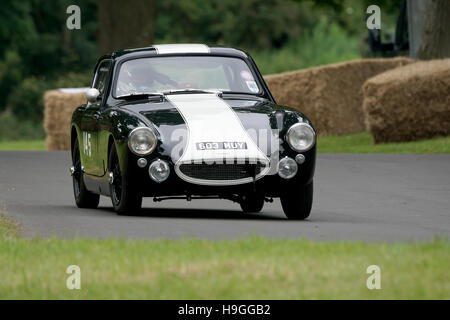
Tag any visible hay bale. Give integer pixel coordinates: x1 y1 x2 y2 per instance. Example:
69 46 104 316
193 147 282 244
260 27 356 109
264 57 413 135
363 59 450 143
43 89 87 150
45 131 71 151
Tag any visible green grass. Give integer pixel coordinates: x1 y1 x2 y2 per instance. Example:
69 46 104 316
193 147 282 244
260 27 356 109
0 214 448 299
317 132 450 154
0 140 45 150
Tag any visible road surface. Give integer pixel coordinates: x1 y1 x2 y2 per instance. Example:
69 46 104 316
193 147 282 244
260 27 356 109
0 151 448 241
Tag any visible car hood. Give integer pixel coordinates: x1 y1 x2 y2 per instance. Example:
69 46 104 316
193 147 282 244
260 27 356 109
120 94 307 161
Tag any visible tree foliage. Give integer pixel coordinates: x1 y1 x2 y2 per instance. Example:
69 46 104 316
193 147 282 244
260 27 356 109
155 0 315 49
0 0 98 112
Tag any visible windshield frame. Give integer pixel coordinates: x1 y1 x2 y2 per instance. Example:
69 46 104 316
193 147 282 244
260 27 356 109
111 53 267 100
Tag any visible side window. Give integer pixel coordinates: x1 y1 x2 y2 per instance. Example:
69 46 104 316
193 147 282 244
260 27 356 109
92 60 111 96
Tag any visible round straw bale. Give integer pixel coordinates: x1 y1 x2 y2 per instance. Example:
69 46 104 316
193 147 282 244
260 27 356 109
363 59 450 143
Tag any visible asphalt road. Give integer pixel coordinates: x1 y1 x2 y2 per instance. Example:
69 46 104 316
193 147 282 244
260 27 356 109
0 151 449 241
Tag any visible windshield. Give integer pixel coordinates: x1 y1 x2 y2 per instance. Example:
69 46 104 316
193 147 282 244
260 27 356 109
114 56 262 97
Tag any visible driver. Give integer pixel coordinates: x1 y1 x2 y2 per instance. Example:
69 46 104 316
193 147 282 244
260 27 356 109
117 66 178 95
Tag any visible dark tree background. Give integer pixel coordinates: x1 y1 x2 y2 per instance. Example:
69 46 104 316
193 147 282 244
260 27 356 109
98 0 156 55
417 0 450 60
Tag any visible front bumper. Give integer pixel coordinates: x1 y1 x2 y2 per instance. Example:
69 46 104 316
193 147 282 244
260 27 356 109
129 146 316 198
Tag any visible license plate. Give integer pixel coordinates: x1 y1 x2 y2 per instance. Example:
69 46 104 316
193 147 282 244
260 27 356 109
196 142 247 150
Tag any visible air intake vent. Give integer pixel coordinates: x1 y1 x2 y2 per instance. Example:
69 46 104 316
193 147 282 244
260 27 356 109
178 161 266 181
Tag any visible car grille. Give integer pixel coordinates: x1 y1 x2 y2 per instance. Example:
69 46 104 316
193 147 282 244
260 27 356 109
178 161 266 181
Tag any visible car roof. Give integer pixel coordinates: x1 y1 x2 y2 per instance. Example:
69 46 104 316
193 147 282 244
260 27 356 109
104 44 248 61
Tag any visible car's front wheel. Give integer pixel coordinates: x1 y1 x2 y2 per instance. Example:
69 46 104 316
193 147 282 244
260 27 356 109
109 143 142 215
240 193 264 213
72 137 100 209
280 181 313 220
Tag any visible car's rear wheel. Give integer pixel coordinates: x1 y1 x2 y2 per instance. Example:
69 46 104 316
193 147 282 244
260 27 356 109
72 137 100 208
240 193 264 213
280 181 313 220
109 143 142 215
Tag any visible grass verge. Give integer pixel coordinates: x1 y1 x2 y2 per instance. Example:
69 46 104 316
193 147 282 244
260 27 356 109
0 140 45 151
0 214 448 299
317 132 450 153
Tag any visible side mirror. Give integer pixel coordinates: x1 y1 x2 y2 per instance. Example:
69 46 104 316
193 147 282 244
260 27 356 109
86 88 100 103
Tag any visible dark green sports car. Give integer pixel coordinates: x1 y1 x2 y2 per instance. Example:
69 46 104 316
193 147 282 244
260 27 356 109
70 44 316 219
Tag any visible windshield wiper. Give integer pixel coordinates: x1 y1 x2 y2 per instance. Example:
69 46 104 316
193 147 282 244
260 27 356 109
161 89 223 96
117 92 165 100
222 91 261 96
117 89 223 100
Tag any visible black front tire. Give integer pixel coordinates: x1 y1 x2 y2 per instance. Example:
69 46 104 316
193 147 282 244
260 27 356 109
240 193 264 213
109 143 142 215
72 137 100 209
281 181 313 220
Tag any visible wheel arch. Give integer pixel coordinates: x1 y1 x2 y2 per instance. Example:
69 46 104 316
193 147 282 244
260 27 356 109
107 134 115 169
71 125 79 155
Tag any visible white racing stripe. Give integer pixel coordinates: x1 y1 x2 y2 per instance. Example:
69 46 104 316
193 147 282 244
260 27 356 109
154 44 210 55
166 93 270 185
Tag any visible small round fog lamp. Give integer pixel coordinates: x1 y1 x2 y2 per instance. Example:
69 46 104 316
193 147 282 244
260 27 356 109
278 157 298 179
149 159 170 183
295 154 305 164
137 158 148 168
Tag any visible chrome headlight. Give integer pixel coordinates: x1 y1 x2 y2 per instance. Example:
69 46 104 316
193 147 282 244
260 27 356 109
128 127 157 155
286 123 315 152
